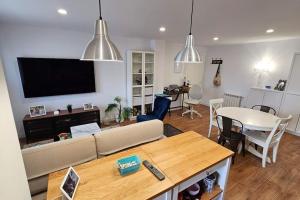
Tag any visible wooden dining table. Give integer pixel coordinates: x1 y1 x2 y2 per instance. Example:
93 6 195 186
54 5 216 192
216 107 280 131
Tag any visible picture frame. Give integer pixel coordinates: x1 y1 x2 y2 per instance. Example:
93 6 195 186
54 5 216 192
83 103 94 110
29 105 46 117
274 79 287 91
60 167 80 200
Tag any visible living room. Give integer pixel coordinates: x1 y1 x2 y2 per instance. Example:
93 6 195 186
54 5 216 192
1 0 300 199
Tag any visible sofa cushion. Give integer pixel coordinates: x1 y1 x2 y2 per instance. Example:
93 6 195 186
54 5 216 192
94 120 164 156
22 135 97 195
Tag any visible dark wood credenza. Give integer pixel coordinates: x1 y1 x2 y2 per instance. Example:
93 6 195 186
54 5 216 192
23 107 101 143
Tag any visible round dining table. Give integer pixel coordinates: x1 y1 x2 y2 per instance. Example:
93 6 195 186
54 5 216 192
216 107 279 131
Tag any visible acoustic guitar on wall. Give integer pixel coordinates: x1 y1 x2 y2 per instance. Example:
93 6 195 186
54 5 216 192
212 59 223 87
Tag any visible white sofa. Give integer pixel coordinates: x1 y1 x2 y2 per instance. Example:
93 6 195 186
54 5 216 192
21 120 164 200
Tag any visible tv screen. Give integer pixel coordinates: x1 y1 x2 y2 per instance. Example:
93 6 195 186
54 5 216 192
18 57 96 98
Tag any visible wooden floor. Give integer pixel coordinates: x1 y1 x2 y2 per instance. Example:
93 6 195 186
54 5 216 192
164 105 300 200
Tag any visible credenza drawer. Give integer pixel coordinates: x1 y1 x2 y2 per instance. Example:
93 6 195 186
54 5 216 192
80 112 99 120
24 119 52 130
55 117 79 127
28 129 53 139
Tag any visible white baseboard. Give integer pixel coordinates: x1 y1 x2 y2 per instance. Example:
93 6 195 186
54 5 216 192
199 101 209 107
286 129 300 137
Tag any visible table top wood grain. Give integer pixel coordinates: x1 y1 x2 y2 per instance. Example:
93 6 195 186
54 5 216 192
141 131 234 185
47 131 233 200
47 147 173 200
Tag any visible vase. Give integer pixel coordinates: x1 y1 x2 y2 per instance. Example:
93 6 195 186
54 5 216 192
67 105 72 113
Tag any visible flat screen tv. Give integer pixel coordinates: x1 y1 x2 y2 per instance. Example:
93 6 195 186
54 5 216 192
18 57 96 98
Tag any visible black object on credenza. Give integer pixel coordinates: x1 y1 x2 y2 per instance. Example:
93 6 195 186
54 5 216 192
23 106 101 143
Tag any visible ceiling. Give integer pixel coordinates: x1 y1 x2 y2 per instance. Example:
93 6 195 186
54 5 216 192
1 0 300 45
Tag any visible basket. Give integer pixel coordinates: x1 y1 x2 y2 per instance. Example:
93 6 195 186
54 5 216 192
204 174 217 193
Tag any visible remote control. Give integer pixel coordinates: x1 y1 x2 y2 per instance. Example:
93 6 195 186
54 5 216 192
143 160 165 181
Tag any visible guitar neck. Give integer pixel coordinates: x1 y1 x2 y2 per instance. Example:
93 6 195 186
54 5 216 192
215 64 221 76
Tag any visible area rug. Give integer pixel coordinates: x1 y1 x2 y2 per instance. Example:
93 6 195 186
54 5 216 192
164 124 183 137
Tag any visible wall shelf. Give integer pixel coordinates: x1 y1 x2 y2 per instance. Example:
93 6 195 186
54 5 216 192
201 185 222 200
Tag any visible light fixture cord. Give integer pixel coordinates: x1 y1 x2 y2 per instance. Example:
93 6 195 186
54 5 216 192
189 0 194 35
99 0 102 19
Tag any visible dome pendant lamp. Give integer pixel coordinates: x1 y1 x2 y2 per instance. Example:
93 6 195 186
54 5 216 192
81 0 123 62
175 0 202 63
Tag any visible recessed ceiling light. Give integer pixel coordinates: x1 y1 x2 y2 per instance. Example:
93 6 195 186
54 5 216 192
213 37 219 41
159 26 166 32
57 8 68 15
266 29 274 33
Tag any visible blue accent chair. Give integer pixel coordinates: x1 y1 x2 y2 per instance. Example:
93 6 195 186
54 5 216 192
137 97 171 122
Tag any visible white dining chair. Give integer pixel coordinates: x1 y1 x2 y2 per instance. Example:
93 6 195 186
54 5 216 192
208 98 224 138
243 115 292 168
182 84 203 119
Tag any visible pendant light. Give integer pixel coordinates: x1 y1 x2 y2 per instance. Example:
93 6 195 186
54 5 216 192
175 0 202 63
81 0 123 61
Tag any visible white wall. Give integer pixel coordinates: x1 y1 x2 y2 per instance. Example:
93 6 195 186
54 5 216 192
0 23 209 138
0 59 31 199
0 24 153 138
3 22 300 139
146 40 208 109
0 23 206 138
164 42 206 86
202 39 300 105
150 39 166 94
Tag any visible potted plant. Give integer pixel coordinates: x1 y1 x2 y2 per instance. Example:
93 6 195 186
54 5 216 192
122 107 133 121
105 96 122 123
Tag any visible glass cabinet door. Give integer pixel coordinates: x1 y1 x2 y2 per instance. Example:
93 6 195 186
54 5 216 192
145 53 154 85
144 86 153 114
132 53 143 86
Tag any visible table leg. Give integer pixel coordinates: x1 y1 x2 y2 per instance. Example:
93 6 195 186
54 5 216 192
181 93 184 110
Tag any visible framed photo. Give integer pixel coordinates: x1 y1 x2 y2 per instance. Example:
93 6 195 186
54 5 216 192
274 80 287 91
83 103 94 110
29 105 46 117
60 167 80 200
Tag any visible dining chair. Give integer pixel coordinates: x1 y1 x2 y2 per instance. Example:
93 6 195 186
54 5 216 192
216 115 245 164
251 105 276 115
182 84 203 119
251 105 277 150
243 115 292 168
208 98 224 138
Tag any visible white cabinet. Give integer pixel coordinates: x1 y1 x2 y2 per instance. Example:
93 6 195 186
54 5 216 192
279 53 300 135
280 94 300 133
245 53 300 136
171 158 231 200
286 54 300 95
245 87 284 113
127 51 155 116
262 90 284 112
